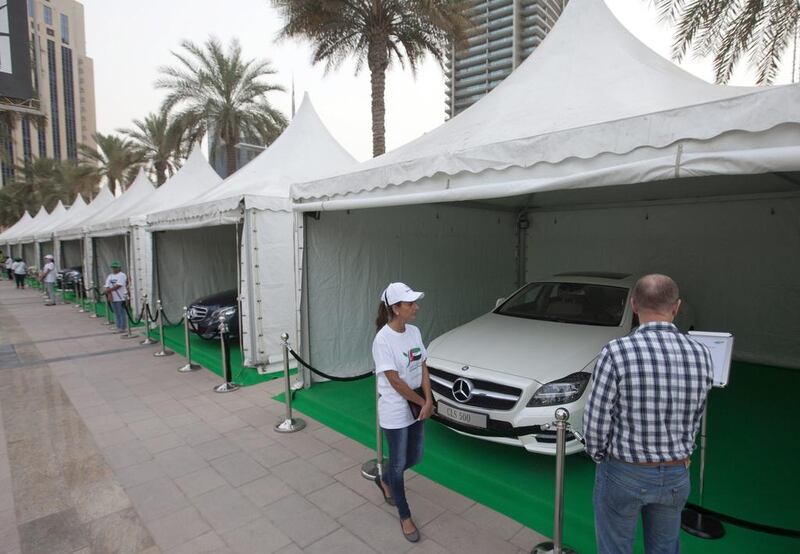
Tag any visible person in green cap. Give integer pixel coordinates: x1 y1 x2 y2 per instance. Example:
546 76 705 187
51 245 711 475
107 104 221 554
103 260 128 332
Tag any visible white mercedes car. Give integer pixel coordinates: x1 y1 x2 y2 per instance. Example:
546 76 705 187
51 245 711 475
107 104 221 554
427 273 638 456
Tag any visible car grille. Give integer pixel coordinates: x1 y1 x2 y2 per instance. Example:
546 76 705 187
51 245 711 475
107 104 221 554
188 306 208 322
428 366 522 411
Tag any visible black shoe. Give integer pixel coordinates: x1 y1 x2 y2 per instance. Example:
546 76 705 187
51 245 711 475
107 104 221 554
374 475 395 506
401 518 420 543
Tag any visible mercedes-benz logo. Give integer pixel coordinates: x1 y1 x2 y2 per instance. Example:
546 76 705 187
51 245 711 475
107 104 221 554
461 365 469 372
452 378 474 403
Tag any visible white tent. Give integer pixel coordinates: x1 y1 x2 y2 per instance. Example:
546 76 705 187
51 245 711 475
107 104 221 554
0 211 33 259
83 148 221 311
27 201 71 266
291 0 800 375
147 94 356 371
12 206 51 268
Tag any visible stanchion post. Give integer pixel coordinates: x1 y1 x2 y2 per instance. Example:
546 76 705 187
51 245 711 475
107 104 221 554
178 306 200 372
89 287 99 318
361 371 387 480
77 278 86 312
274 332 305 432
73 280 81 309
533 408 577 554
139 294 156 345
105 293 115 325
680 408 725 539
152 299 174 357
213 316 239 393
120 300 138 339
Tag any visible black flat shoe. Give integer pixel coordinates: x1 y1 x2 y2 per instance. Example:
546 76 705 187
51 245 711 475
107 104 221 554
373 475 395 506
401 519 420 543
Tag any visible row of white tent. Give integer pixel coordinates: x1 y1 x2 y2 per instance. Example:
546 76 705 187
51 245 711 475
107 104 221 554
2 0 799 377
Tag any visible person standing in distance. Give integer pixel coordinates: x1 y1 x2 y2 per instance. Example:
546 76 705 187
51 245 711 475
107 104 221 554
12 257 27 289
4 254 13 281
583 274 713 554
39 254 57 305
372 282 433 543
104 261 128 333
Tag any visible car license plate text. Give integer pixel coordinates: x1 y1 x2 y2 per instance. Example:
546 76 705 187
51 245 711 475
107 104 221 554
437 401 488 429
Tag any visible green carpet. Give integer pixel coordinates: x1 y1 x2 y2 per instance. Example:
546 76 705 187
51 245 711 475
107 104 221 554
279 362 799 553
146 324 288 387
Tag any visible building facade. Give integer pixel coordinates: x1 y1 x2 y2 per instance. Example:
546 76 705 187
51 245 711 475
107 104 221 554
1 0 97 186
446 0 568 117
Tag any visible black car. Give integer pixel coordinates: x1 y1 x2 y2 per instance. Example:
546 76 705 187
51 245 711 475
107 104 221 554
187 289 239 340
57 266 82 289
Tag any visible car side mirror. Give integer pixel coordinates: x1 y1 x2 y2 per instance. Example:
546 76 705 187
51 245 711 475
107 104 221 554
495 297 505 308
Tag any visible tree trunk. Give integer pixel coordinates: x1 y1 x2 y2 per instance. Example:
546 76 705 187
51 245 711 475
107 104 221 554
155 162 167 186
368 42 388 158
226 140 237 178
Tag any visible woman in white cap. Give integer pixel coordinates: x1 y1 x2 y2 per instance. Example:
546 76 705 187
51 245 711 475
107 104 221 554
372 282 432 543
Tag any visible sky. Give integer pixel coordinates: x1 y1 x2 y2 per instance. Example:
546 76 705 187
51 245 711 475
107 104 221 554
81 0 797 163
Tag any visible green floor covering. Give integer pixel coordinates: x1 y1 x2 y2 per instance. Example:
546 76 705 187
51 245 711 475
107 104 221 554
54 293 285 387
281 362 799 553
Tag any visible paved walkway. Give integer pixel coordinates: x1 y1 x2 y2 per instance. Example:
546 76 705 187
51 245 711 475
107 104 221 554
0 284 548 554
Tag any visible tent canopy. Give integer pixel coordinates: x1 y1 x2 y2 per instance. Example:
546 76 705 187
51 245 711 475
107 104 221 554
33 199 77 241
147 94 357 230
9 206 50 244
0 211 33 243
56 186 116 241
292 0 800 210
85 169 156 237
88 147 222 236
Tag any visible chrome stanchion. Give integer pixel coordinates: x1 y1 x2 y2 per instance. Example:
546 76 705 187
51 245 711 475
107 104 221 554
73 280 81 309
77 279 86 312
139 295 156 345
152 300 174 357
89 287 99 318
361 371 387 479
104 295 115 325
680 407 724 539
213 316 239 393
533 408 578 554
274 333 305 432
178 306 200 372
120 300 138 340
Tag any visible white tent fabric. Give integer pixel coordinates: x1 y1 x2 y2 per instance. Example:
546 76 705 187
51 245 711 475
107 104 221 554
84 169 155 238
0 211 33 246
147 95 357 369
10 206 49 245
56 187 115 241
292 0 800 210
32 200 71 242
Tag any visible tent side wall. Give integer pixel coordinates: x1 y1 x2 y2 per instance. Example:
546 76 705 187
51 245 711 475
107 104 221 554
22 243 36 268
304 204 518 375
524 194 800 369
153 225 239 322
130 226 152 313
241 209 297 369
61 239 82 269
93 235 127 295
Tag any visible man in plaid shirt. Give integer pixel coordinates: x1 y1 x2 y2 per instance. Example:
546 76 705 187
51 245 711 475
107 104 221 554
583 274 713 554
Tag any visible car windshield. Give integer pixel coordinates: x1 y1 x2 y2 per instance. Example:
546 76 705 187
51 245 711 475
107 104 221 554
495 282 629 326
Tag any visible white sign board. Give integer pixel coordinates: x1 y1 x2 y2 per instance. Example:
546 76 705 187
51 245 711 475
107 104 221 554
688 331 734 388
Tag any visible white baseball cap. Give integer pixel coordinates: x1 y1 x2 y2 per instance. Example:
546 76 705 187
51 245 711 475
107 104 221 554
381 282 424 306
44 254 54 259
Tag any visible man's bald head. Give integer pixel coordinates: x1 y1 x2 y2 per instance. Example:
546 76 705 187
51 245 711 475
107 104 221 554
632 274 680 315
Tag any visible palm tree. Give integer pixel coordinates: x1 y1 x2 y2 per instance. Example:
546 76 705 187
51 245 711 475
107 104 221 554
653 0 800 85
120 110 188 186
273 0 470 157
156 38 287 177
57 161 101 200
79 133 143 195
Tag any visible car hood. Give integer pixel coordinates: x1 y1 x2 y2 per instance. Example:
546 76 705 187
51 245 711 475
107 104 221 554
427 313 627 384
190 289 237 307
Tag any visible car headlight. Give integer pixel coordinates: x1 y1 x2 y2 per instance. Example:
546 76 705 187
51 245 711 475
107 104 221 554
213 307 237 319
527 372 591 407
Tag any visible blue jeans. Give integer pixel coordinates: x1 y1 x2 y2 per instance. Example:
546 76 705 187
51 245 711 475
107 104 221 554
594 458 690 554
382 421 424 520
111 301 127 330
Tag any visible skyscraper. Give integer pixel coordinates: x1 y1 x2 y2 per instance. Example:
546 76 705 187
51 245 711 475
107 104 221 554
0 0 97 186
445 0 567 118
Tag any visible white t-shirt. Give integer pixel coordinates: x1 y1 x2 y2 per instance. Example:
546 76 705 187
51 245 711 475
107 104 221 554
372 324 427 429
42 261 56 283
4 258 12 269
13 261 27 275
104 272 128 302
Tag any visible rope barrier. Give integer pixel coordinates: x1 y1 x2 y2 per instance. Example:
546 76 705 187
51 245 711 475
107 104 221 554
125 303 147 325
683 503 800 538
287 347 373 382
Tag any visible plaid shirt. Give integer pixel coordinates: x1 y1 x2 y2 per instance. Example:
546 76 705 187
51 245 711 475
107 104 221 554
583 322 713 464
